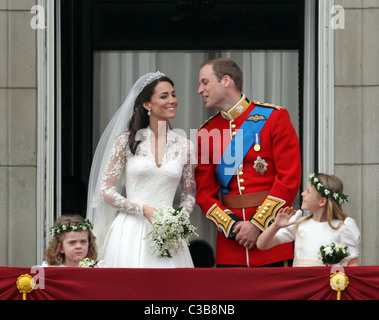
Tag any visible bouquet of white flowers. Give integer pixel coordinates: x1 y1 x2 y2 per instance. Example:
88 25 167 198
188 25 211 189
318 242 349 266
79 258 99 268
146 206 198 258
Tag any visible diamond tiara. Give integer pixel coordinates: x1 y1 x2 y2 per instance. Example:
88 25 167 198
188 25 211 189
139 71 166 93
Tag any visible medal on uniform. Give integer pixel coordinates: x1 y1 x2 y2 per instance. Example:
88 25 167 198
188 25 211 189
254 156 268 175
254 133 261 152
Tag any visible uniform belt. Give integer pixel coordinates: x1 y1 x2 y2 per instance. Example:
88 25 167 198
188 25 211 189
222 191 270 209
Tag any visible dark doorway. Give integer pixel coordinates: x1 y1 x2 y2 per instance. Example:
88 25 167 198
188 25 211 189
60 0 305 214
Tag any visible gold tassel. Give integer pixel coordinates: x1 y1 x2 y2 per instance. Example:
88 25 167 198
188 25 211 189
330 272 349 300
16 274 35 300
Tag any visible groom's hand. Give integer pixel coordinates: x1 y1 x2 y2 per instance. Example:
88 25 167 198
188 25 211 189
233 221 261 250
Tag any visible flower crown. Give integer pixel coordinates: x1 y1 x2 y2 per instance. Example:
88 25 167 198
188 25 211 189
308 173 348 205
50 218 94 236
139 71 166 93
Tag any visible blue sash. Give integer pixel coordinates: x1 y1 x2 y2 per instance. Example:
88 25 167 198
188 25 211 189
216 106 274 194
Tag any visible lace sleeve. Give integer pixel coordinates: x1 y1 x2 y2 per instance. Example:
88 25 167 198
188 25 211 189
99 133 143 216
179 140 196 214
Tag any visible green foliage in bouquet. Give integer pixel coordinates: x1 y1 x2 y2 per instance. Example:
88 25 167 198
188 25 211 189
318 242 349 265
146 207 198 258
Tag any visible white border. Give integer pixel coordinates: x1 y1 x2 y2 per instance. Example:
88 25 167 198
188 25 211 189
303 0 317 188
36 0 56 263
318 0 335 174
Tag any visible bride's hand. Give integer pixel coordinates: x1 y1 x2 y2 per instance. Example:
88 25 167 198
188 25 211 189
143 205 157 223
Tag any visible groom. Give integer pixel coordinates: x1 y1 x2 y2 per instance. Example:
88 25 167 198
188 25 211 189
195 58 301 267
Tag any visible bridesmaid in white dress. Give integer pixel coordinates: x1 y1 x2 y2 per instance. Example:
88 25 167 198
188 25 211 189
257 173 360 267
86 72 196 268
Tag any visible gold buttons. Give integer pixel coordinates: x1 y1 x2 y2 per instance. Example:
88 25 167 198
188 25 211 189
231 124 236 129
232 131 236 137
215 211 228 222
240 186 245 192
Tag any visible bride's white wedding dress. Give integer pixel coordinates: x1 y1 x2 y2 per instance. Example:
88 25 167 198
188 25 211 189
98 128 196 268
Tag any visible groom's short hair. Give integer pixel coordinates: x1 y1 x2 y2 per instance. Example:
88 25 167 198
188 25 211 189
201 58 243 92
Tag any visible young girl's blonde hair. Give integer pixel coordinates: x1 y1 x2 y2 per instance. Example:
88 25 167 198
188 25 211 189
297 173 348 232
45 214 98 265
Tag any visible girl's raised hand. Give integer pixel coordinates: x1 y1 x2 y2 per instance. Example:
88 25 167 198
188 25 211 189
274 207 297 228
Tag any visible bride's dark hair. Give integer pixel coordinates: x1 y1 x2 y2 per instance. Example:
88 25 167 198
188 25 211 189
128 76 174 154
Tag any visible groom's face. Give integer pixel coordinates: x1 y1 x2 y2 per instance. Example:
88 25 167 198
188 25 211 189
198 64 226 109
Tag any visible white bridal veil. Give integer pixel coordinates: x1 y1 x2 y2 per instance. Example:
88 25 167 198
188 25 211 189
86 71 166 250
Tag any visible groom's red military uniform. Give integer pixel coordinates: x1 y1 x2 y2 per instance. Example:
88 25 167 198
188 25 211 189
195 95 301 266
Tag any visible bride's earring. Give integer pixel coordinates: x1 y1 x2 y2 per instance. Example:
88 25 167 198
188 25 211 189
147 109 151 116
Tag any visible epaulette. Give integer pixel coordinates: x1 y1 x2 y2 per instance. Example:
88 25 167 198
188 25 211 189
199 111 220 129
253 101 282 110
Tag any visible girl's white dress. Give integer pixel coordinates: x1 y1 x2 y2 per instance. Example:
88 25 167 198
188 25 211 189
98 129 196 268
39 260 106 268
276 210 361 267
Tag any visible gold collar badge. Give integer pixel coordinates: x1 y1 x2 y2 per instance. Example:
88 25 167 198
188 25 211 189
221 95 250 121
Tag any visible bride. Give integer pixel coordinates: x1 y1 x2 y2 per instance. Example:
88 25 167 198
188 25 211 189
87 72 196 268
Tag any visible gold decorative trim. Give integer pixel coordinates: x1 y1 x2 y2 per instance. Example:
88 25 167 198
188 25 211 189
206 204 235 237
250 196 286 231
253 100 282 110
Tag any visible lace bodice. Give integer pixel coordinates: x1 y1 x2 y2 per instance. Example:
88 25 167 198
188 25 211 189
99 128 196 216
